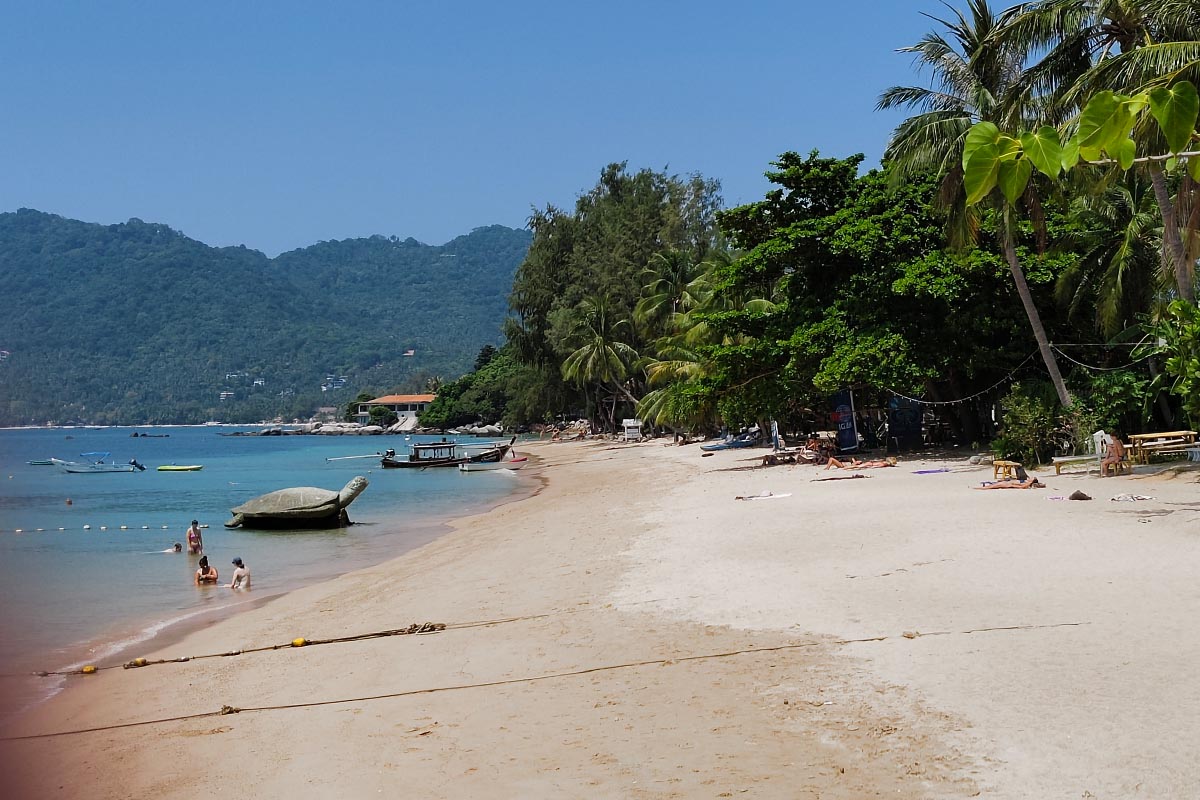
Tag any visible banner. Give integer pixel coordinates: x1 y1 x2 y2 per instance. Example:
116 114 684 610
832 389 858 452
887 396 923 451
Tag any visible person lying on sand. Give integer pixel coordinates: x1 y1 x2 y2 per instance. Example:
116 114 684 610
825 456 897 470
974 477 1044 490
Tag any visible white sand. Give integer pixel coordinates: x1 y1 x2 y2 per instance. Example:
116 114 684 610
2 441 1198 797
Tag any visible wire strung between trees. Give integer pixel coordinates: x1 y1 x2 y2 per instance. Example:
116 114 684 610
883 352 1039 407
1049 345 1150 372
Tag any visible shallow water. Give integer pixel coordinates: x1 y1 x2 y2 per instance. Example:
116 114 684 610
0 426 531 720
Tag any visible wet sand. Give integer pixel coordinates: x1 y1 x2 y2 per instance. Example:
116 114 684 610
3 441 1199 797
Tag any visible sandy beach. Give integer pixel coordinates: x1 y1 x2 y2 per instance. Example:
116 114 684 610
3 439 1199 798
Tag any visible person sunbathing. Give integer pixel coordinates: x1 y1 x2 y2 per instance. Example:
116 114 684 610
825 456 897 470
974 476 1044 489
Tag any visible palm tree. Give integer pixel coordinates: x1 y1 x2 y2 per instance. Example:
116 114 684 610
1056 176 1166 337
879 0 1074 406
1000 0 1200 301
633 250 708 337
636 251 778 432
560 294 640 431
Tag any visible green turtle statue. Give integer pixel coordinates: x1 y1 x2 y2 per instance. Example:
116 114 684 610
224 476 369 529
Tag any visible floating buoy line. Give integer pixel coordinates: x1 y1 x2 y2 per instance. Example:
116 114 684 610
0 523 210 534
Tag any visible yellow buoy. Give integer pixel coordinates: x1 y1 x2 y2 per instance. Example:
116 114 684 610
291 638 307 648
81 665 97 674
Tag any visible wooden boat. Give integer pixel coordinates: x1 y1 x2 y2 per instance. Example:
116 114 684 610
55 453 146 473
27 459 56 466
157 464 204 472
382 436 515 469
458 456 528 472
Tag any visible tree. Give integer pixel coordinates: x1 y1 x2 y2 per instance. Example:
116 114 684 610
473 344 498 371
879 0 1074 406
368 405 398 427
507 163 723 423
999 0 1200 301
1055 176 1166 337
560 295 640 431
345 391 374 422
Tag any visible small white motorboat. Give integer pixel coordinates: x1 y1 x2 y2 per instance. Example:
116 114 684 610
55 452 146 473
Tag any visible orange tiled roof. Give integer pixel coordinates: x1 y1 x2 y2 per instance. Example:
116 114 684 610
366 394 436 404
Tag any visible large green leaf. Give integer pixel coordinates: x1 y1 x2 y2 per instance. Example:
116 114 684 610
1114 137 1136 170
1061 137 1080 170
1188 155 1200 183
962 121 1001 170
1149 81 1199 154
1020 127 1062 178
964 142 1000 206
1076 91 1135 162
997 157 1033 205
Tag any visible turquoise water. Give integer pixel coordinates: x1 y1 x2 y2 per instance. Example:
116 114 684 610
0 426 532 720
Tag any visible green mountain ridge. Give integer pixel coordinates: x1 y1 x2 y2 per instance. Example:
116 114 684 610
0 209 531 425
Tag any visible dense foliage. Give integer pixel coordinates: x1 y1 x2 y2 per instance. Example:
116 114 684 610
0 210 530 425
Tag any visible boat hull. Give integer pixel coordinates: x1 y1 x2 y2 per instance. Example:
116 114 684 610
157 465 204 472
458 457 527 472
61 464 140 473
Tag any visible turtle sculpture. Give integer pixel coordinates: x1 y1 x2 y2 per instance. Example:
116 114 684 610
224 476 369 529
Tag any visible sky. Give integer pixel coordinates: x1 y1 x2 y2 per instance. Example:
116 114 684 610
0 1 945 256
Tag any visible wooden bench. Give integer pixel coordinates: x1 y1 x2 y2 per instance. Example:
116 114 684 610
993 460 1022 480
1052 455 1095 475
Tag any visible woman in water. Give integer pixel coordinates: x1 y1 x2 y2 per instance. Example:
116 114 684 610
194 556 219 585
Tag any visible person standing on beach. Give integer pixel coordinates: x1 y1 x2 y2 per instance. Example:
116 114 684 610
228 557 250 590
194 556 219 585
185 520 203 554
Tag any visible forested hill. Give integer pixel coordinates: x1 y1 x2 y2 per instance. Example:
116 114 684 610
0 209 531 425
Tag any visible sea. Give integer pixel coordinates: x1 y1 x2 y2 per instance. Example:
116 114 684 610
0 426 534 722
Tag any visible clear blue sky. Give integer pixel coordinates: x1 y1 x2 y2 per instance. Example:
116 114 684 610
0 1 945 256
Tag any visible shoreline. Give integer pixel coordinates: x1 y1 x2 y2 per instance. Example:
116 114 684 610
0 455 542 726
4 442 1199 797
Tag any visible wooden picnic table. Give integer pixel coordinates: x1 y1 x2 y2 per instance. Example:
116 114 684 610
1127 430 1198 464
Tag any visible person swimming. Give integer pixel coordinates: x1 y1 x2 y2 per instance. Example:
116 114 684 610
160 542 183 553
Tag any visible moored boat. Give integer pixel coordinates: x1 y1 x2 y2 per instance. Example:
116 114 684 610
55 452 146 473
381 436 515 469
157 464 204 472
458 456 528 472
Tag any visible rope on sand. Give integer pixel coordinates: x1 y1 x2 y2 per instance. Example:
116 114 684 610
2 620 1089 741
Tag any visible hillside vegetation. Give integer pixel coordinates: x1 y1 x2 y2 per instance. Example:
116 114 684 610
0 209 530 425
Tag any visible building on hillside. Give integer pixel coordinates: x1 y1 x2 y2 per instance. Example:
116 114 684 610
355 394 436 425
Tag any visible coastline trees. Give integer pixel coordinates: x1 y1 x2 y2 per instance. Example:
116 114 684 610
506 163 722 431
